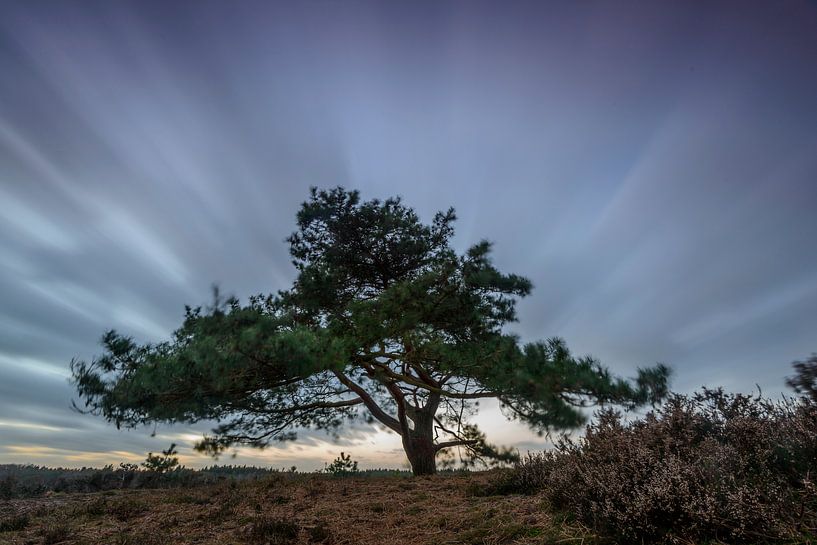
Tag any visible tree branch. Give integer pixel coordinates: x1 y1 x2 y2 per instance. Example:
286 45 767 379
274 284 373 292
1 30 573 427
434 439 480 452
332 370 402 434
354 356 496 400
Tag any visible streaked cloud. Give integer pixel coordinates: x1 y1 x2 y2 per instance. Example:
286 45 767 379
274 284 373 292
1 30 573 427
1 0 816 469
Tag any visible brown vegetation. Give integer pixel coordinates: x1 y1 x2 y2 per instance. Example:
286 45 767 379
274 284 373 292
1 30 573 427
0 472 591 545
481 389 817 544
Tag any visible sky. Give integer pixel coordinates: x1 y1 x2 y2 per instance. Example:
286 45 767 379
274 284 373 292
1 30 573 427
1 0 816 471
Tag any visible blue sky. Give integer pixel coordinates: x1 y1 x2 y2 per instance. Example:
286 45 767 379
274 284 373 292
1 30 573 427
1 0 816 470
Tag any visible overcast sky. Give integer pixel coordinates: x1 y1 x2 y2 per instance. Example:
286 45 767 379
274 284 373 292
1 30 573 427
1 1 816 470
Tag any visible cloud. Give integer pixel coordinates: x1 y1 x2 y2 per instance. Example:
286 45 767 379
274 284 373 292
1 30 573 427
0 0 816 468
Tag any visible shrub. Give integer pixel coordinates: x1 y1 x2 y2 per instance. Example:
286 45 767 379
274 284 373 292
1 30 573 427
492 388 817 543
307 520 332 543
0 514 29 532
142 444 180 473
246 517 300 544
108 498 149 521
0 475 17 499
75 497 108 518
39 519 72 544
468 467 543 497
323 452 358 476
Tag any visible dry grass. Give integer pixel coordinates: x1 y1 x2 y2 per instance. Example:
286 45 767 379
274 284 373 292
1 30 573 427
0 472 595 545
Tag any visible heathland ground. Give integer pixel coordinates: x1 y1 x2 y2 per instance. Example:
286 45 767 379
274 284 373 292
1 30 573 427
0 471 589 545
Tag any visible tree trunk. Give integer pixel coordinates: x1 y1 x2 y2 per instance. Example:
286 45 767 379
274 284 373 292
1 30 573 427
406 433 437 476
403 408 437 476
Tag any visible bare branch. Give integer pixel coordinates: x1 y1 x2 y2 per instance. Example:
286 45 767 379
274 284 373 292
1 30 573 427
332 370 402 434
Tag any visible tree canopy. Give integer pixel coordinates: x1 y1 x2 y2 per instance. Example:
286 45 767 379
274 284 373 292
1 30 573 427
72 187 670 475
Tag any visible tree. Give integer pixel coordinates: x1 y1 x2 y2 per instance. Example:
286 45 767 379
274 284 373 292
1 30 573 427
71 187 670 476
787 353 817 403
324 452 359 475
142 443 179 473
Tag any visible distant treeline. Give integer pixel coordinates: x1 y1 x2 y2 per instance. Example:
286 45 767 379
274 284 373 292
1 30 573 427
0 464 413 499
0 464 281 498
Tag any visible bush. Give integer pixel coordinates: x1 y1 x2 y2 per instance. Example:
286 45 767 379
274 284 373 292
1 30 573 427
109 498 150 521
307 520 332 543
0 514 29 532
323 452 358 476
39 519 72 545
246 517 300 544
142 444 180 473
492 388 817 543
0 475 17 500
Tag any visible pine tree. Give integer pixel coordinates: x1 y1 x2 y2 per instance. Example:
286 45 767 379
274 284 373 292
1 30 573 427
71 187 669 475
142 443 179 473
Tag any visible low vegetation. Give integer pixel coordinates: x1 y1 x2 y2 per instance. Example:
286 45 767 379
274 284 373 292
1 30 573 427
0 472 572 545
481 388 817 543
0 463 423 500
0 464 293 499
322 452 359 476
4 357 815 544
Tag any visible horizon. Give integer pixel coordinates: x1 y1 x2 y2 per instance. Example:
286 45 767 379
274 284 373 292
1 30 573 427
1 1 816 471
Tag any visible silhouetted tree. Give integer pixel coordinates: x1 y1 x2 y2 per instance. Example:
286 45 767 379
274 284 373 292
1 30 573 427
71 187 670 475
142 443 179 473
787 353 817 402
324 452 358 475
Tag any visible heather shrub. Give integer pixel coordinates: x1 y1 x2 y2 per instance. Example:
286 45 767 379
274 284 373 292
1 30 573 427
108 497 150 521
0 513 29 532
39 518 72 545
246 517 300 544
498 388 817 543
